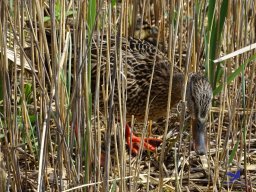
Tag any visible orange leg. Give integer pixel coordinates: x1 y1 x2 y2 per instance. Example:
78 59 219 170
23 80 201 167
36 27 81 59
125 124 162 154
74 122 162 164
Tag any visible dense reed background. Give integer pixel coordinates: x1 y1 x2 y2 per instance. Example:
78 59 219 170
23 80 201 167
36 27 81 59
0 0 255 191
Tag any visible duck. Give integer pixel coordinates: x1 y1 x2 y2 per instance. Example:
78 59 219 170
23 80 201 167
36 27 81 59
90 36 213 155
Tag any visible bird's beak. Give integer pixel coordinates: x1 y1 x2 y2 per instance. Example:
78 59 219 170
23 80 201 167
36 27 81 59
192 119 207 155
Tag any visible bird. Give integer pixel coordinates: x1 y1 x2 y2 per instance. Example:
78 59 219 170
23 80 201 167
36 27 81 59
90 36 213 155
133 18 158 44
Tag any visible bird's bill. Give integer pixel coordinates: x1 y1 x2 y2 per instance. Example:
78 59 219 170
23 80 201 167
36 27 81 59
192 119 207 155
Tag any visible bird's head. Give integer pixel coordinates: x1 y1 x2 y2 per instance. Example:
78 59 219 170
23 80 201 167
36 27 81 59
186 73 213 155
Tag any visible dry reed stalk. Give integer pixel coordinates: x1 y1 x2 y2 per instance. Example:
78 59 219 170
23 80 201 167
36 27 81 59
0 0 256 191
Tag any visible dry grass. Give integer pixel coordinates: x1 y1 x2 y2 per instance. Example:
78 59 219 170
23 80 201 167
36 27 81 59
0 0 256 191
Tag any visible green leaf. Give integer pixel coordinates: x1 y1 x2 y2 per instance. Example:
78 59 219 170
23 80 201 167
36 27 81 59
0 73 3 113
43 1 76 23
29 115 37 124
215 64 224 84
206 0 228 89
43 16 51 22
66 10 76 17
55 0 61 14
24 83 33 104
0 134 5 139
228 141 239 164
111 0 116 7
88 0 96 33
110 178 117 192
213 54 256 96
219 0 228 34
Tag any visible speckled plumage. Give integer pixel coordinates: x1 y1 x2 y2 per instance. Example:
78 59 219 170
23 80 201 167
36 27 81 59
90 36 212 155
91 37 184 119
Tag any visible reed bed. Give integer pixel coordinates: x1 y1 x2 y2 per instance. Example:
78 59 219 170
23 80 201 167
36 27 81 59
0 0 255 191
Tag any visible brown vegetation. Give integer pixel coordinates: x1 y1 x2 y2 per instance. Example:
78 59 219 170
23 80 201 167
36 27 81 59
0 0 255 191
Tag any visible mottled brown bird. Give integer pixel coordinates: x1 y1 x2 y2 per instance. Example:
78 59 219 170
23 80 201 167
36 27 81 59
90 36 212 155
